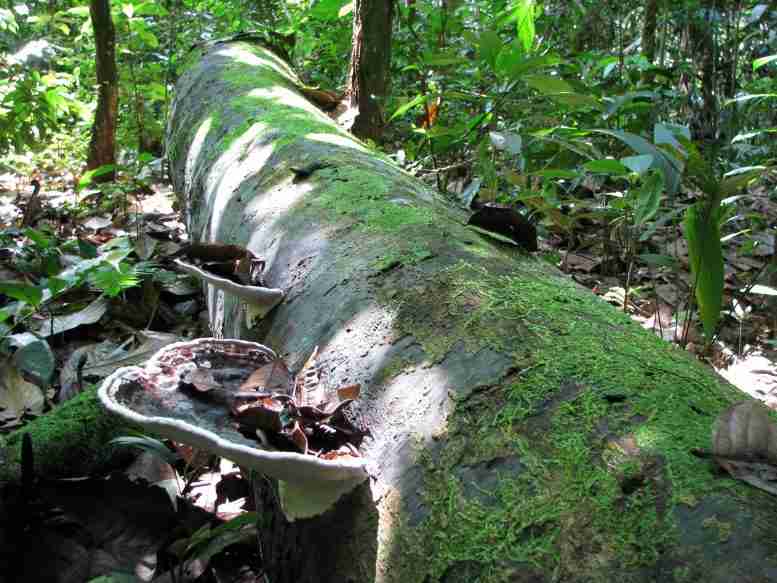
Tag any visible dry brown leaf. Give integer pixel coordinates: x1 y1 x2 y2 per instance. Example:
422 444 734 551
336 383 361 401
240 359 292 393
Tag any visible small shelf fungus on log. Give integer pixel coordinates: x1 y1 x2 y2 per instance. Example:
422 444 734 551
173 243 284 325
98 338 369 520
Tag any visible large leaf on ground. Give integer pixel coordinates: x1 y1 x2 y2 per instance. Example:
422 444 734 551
6 332 55 387
685 203 724 339
33 295 108 337
0 356 45 426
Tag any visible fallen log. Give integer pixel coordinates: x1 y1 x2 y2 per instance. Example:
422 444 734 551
167 39 777 583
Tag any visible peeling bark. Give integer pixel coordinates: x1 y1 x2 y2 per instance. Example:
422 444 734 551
167 41 777 583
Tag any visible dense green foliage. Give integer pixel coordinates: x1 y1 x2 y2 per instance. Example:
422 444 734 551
0 0 775 343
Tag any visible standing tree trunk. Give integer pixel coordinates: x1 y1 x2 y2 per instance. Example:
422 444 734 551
642 0 658 63
343 0 394 141
87 0 118 181
688 1 718 150
167 40 777 583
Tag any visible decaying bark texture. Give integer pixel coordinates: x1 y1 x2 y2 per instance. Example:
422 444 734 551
87 0 118 180
167 40 777 583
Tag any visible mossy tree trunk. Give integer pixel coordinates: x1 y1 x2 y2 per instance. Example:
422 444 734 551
167 40 777 583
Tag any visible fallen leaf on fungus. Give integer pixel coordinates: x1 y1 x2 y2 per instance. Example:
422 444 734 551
240 359 292 393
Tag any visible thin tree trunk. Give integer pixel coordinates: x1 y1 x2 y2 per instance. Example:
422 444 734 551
642 0 658 63
344 0 394 141
87 0 118 181
688 1 718 149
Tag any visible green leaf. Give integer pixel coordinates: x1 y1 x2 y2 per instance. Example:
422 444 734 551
422 52 468 67
47 277 69 296
583 159 629 175
0 282 43 307
684 203 724 339
591 129 682 195
753 54 777 71
122 3 134 19
78 164 116 190
479 31 502 68
512 0 536 53
633 169 664 226
524 74 574 94
389 94 428 122
310 0 346 20
621 154 654 175
24 227 53 249
496 52 562 80
530 169 580 179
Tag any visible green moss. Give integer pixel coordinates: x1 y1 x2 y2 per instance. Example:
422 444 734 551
0 388 127 480
384 261 747 582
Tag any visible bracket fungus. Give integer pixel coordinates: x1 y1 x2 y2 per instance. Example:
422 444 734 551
98 338 369 520
173 243 284 322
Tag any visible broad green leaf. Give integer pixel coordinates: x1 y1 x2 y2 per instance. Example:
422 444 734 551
753 54 777 71
0 282 43 307
135 2 167 16
496 52 562 80
654 122 689 152
423 53 468 67
479 31 502 68
310 0 346 20
524 74 574 94
122 3 134 18
685 203 724 339
530 169 580 179
551 92 600 108
584 159 629 175
389 94 428 122
78 165 116 190
24 227 53 249
633 169 664 225
591 129 682 195
47 277 69 296
511 0 536 53
621 154 654 175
